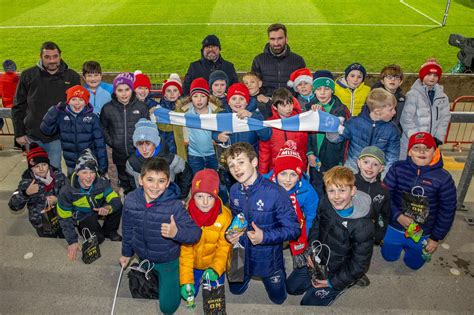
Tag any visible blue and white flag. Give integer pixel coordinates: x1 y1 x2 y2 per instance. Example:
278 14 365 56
152 107 341 133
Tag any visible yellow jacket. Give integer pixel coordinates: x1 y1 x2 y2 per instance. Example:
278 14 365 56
335 76 371 116
179 204 232 285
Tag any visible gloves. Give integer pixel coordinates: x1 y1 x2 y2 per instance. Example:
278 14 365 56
434 137 443 146
202 268 219 281
180 284 195 300
56 102 67 111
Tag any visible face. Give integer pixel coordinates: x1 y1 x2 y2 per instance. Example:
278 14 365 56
381 74 402 93
115 84 132 104
40 49 61 73
77 169 96 189
277 170 299 191
315 86 333 103
31 162 49 178
227 153 258 186
139 171 170 202
164 85 180 102
84 72 102 89
191 93 209 111
211 80 227 97
377 104 397 122
296 81 312 96
275 101 293 118
268 29 288 54
346 70 363 89
136 141 156 159
134 86 149 101
326 184 357 210
243 75 262 96
408 144 436 166
423 73 439 87
68 97 86 113
357 156 384 182
193 192 216 213
228 95 248 112
203 45 220 62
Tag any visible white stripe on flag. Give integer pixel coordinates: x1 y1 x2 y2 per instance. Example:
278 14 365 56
200 114 218 131
263 118 282 130
169 111 186 126
299 111 320 131
232 114 250 132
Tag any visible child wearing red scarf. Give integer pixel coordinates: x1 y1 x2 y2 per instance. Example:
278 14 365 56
179 169 232 300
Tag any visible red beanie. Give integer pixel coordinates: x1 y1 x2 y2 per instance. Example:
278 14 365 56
226 83 250 104
419 59 442 80
408 132 437 152
162 73 183 95
190 78 210 96
27 143 50 168
133 72 151 90
191 169 219 199
274 140 304 179
66 85 90 105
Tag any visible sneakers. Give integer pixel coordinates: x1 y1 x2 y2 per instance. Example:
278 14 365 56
355 274 370 287
105 232 122 242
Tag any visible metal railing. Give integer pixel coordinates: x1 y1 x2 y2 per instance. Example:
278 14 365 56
445 96 474 151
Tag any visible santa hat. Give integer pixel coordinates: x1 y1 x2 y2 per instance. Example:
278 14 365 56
419 59 442 80
27 143 50 169
66 85 90 105
162 73 183 95
113 72 135 92
226 83 250 104
191 169 219 199
133 70 151 90
274 140 304 179
287 68 313 91
190 77 210 96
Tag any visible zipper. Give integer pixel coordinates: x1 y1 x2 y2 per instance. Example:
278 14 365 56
124 106 128 156
350 90 355 114
425 88 433 134
369 121 375 145
143 204 149 258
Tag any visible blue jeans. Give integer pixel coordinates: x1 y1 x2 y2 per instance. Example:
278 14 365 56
229 269 287 305
192 269 225 296
31 139 62 172
187 154 218 175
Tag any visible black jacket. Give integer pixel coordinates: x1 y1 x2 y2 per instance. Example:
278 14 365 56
12 60 81 142
251 44 306 96
183 55 238 95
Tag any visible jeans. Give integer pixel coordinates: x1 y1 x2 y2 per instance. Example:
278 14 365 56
187 154 218 175
31 139 62 172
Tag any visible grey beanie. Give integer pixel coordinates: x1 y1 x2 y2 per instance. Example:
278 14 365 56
209 70 229 87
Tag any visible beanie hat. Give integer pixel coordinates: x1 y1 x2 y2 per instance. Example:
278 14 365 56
190 77 210 96
408 132 437 152
209 70 229 87
133 70 151 90
27 143 49 168
2 59 16 72
202 35 221 49
66 85 90 105
345 63 367 80
287 68 313 91
419 59 442 80
162 73 183 95
226 83 250 104
359 146 386 165
192 169 219 199
133 118 161 147
113 72 135 92
312 70 335 92
274 140 304 179
75 149 98 172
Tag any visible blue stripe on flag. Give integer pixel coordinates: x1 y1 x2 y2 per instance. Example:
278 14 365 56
247 117 264 131
281 115 300 131
155 107 171 124
216 113 234 132
184 113 202 129
318 111 340 132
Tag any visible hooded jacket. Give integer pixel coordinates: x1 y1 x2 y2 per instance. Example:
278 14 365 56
334 76 371 116
85 81 113 115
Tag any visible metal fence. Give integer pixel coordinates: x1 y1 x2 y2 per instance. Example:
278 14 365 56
445 96 474 151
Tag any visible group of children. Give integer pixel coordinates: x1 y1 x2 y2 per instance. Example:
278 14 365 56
7 57 457 312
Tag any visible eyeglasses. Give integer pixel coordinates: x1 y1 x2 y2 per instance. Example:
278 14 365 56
384 75 401 81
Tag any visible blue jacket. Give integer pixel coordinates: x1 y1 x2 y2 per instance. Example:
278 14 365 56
229 175 300 277
157 97 177 154
383 154 456 241
85 82 113 115
40 103 108 173
121 183 202 263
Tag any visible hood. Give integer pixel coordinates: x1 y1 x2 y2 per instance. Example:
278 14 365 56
346 190 372 219
36 59 68 74
69 172 101 193
134 181 181 204
410 79 445 97
269 96 302 119
336 75 367 92
263 43 291 58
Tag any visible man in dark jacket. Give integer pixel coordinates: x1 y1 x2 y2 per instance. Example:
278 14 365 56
182 35 238 95
12 42 80 170
251 24 306 96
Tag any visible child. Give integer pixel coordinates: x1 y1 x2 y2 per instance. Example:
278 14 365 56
0 59 19 108
82 61 113 115
355 146 390 245
328 88 400 177
286 166 374 306
100 72 149 194
209 70 229 107
223 142 300 305
41 85 108 176
173 77 220 174
287 68 316 110
57 149 123 261
126 119 193 199
243 71 272 119
157 73 183 154
119 158 202 314
400 59 450 160
307 70 351 196
9 144 66 238
133 70 159 108
258 88 308 175
179 169 232 299
382 132 456 270
335 63 371 115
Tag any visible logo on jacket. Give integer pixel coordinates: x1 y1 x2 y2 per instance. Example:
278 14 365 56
373 194 385 204
342 221 348 228
83 116 93 123
63 116 70 121
422 180 433 186
132 110 140 114
233 199 239 207
256 199 264 211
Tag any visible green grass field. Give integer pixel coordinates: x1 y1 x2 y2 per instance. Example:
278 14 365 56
1 0 473 76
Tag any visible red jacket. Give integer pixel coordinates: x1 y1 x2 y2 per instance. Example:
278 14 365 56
0 72 19 108
258 98 308 174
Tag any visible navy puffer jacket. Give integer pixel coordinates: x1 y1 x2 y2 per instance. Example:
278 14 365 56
121 183 201 263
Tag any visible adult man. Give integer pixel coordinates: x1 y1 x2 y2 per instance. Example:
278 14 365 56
13 42 80 170
251 23 306 96
182 35 238 95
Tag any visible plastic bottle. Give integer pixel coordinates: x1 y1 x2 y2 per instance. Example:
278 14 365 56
185 284 195 310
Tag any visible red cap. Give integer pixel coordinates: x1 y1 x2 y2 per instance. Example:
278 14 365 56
133 73 151 90
419 59 442 81
192 169 219 199
408 132 437 152
274 140 304 179
26 143 50 168
190 77 210 96
66 85 90 105
226 83 250 104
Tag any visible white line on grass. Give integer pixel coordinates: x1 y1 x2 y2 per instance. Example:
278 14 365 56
0 22 439 30
400 0 442 26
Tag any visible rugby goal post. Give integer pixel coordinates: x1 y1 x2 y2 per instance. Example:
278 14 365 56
442 0 452 26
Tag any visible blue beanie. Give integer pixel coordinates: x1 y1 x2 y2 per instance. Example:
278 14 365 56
345 63 366 80
202 35 221 49
133 119 161 147
3 59 16 72
209 70 229 87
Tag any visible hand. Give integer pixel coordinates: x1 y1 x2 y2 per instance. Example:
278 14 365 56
16 136 29 146
225 231 244 245
56 102 67 110
338 117 345 125
67 243 80 261
217 131 230 143
203 268 219 281
161 215 178 238
247 222 264 245
308 154 317 167
94 206 110 216
425 239 439 254
119 256 131 268
180 284 195 300
257 94 270 103
311 104 323 112
25 180 40 196
397 214 414 229
312 279 328 288
46 195 58 206
236 109 252 119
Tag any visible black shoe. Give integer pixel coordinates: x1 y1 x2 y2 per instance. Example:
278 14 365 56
355 274 370 287
106 232 122 242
